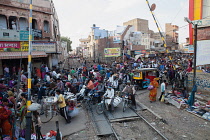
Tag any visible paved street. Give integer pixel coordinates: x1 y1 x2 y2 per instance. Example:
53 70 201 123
41 108 87 137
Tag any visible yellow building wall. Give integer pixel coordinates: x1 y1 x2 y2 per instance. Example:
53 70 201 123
194 0 202 20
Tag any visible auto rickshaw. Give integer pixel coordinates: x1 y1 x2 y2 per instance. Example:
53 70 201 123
133 68 158 89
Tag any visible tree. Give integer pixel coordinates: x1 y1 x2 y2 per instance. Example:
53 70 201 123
61 36 72 52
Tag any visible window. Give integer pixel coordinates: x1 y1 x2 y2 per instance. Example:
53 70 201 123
9 16 17 30
0 15 7 29
19 17 28 30
44 20 49 33
32 19 38 29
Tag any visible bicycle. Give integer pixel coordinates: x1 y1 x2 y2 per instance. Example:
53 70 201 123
41 96 58 123
96 96 109 114
81 90 99 110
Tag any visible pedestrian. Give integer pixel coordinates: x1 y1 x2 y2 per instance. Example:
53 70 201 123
149 78 159 102
37 83 46 103
159 80 166 101
4 66 10 78
56 89 71 123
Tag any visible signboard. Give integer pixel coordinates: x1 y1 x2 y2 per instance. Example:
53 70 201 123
20 31 32 41
135 50 141 54
104 48 120 57
0 41 56 53
192 18 210 28
184 45 194 53
141 50 146 54
113 36 121 43
0 41 20 48
197 40 210 66
32 42 56 53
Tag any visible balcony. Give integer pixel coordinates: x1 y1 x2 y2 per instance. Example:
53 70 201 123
0 29 42 41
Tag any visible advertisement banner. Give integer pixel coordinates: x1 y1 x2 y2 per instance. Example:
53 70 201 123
104 48 121 57
183 45 194 53
141 50 146 54
197 40 210 66
0 41 56 53
32 42 56 53
0 41 20 48
135 50 141 54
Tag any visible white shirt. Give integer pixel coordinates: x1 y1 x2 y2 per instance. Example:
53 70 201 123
161 82 166 92
56 73 61 79
52 71 57 77
46 75 50 82
104 89 115 105
112 80 118 88
45 67 49 72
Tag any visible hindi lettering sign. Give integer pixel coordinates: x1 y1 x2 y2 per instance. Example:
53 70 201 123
0 41 20 48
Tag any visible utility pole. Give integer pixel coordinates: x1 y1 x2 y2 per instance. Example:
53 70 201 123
193 24 197 87
184 17 197 107
25 0 33 139
122 40 125 63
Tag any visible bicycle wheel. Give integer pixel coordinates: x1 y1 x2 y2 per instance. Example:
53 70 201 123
96 103 104 114
123 99 128 112
41 105 54 123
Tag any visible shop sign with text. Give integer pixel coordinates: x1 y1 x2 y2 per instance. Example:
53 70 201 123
0 41 20 48
32 42 56 53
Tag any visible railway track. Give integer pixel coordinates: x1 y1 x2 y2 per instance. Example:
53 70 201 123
86 103 168 140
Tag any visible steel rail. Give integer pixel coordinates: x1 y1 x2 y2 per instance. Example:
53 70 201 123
104 114 120 140
131 108 168 140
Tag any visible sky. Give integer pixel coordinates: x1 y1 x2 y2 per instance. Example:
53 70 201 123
53 0 189 49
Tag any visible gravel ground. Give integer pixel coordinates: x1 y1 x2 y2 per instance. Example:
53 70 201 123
136 88 210 140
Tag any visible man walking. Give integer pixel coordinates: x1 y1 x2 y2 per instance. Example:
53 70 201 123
56 89 71 123
159 80 166 101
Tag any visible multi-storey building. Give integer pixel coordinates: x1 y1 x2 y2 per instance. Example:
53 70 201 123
79 36 91 58
165 23 179 51
123 18 149 33
0 0 61 76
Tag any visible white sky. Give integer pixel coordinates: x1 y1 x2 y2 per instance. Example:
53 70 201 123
53 0 189 49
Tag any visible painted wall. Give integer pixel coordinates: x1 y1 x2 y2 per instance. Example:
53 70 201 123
187 73 210 94
189 0 203 45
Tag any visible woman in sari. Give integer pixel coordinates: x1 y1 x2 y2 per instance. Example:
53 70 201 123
0 105 12 138
149 78 159 102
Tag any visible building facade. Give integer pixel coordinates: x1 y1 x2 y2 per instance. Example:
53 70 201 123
0 0 61 76
165 23 179 51
123 18 149 33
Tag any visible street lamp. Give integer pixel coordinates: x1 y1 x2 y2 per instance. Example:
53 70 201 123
184 17 197 107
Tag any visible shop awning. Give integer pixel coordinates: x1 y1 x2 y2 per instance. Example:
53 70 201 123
0 51 48 59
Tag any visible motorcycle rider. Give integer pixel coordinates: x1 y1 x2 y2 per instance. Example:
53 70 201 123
122 80 137 109
103 86 114 111
93 81 105 102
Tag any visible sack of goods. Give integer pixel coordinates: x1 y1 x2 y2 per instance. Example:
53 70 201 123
113 96 122 107
28 103 41 111
147 85 154 90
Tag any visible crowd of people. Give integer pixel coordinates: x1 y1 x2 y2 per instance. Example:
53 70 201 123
1 53 208 139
